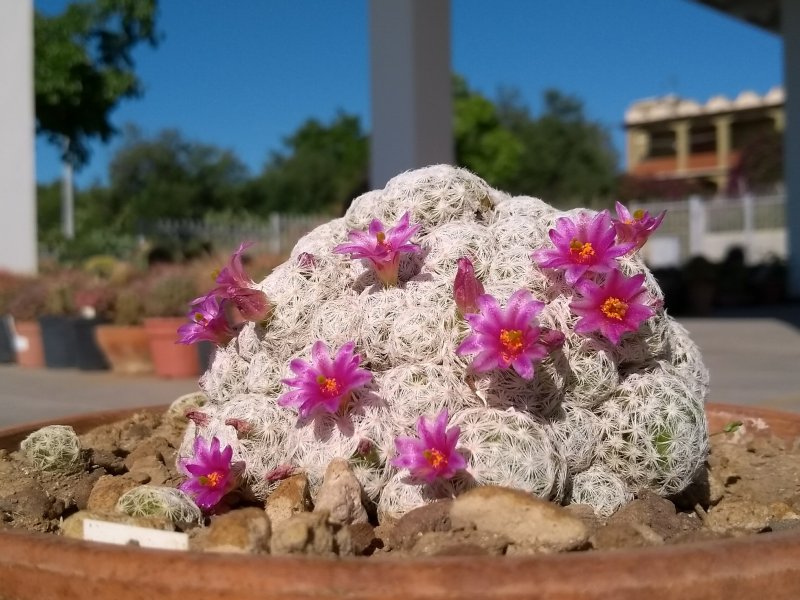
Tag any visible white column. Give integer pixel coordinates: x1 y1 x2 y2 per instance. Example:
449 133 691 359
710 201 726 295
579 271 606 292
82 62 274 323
784 0 800 297
369 0 453 189
0 0 36 273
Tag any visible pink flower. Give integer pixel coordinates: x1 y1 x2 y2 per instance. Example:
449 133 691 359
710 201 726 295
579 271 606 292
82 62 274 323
456 289 549 380
454 257 485 316
278 341 372 418
570 268 656 345
213 242 272 322
532 211 635 285
177 293 234 346
179 436 237 510
333 212 421 286
612 202 666 250
391 410 467 483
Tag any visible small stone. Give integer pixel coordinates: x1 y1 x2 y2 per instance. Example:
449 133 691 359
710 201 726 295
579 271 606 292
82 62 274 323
450 486 588 552
128 471 151 485
69 469 106 510
123 436 173 470
192 508 271 554
410 530 508 557
127 456 170 486
609 490 697 540
388 499 453 550
707 498 772 533
564 503 603 535
265 473 312 526
89 449 125 475
346 522 379 555
270 510 353 557
87 475 139 512
591 522 664 550
313 458 368 525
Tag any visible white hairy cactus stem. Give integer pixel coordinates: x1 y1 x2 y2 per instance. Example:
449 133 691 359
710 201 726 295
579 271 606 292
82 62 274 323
20 425 83 473
183 165 709 518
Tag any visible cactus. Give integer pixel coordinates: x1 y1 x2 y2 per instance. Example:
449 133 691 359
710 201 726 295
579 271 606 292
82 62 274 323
116 485 203 526
20 425 84 473
180 165 708 518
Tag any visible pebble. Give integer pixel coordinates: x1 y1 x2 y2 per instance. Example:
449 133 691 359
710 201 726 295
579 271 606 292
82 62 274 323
86 475 139 512
265 473 312 526
192 507 271 554
270 510 353 557
313 458 368 525
388 499 453 550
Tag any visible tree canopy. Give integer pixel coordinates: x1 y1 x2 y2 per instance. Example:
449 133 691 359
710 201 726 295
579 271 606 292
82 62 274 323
35 0 160 168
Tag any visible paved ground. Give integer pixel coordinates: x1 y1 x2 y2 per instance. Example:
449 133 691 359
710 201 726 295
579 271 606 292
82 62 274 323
1 307 799 427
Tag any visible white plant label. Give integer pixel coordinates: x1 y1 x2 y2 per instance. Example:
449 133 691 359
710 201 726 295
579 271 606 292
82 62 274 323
83 519 189 551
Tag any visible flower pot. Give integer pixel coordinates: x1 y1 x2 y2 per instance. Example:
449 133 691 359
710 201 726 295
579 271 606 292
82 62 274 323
95 325 154 375
1 403 800 599
39 315 79 369
72 317 110 371
144 317 200 378
12 320 45 368
0 314 16 363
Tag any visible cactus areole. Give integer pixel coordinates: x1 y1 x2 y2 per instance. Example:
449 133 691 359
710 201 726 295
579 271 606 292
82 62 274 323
180 166 708 518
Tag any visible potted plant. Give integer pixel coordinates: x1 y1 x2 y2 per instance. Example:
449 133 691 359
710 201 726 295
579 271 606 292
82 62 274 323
38 270 86 368
143 266 202 378
71 280 115 371
6 276 48 368
0 270 23 363
94 277 155 375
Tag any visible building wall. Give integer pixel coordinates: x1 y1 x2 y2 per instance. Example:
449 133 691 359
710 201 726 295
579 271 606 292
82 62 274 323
0 0 36 273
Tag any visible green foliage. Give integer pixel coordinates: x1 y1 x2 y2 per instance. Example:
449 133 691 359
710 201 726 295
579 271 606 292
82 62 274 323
245 112 369 214
722 421 743 434
35 0 160 168
143 268 199 317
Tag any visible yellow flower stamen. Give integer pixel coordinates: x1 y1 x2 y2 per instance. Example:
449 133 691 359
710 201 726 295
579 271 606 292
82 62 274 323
423 448 447 469
316 374 341 397
193 312 205 323
211 268 220 281
569 239 595 263
633 209 645 221
601 297 628 320
499 329 524 362
199 471 223 488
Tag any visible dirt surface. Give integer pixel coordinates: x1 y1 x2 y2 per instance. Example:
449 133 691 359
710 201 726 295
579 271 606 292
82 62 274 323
2 410 800 556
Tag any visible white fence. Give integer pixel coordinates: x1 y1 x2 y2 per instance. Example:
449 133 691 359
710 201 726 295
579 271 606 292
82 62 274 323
142 213 332 255
632 195 787 268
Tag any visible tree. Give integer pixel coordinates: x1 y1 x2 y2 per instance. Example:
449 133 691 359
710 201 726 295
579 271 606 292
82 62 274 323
35 0 159 168
103 126 249 230
453 76 523 187
245 113 369 215
495 89 618 207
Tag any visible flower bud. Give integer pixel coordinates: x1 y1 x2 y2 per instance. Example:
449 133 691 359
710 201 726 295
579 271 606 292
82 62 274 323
454 257 485 316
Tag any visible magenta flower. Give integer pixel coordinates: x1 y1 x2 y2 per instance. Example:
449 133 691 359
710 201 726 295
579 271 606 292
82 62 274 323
333 212 421 286
391 410 467 483
177 293 234 346
532 211 635 285
178 436 237 510
456 289 549 380
213 242 272 322
454 256 485 316
570 268 656 345
612 202 666 250
278 340 372 418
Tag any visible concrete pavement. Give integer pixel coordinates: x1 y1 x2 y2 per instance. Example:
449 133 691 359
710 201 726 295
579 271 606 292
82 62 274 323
1 309 799 427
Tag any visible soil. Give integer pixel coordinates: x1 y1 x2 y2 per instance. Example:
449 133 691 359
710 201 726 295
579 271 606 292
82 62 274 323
2 409 800 557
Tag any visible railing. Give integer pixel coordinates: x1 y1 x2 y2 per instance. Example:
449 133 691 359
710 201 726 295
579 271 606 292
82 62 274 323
140 213 332 255
631 194 786 267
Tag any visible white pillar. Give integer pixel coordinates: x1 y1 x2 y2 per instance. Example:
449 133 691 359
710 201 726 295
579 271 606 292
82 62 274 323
0 0 36 273
784 0 800 297
369 0 453 189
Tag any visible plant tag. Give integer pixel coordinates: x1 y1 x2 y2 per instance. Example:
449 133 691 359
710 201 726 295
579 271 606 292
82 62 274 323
83 519 189 551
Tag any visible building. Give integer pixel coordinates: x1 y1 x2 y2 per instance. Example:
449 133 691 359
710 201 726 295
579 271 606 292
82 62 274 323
624 88 784 194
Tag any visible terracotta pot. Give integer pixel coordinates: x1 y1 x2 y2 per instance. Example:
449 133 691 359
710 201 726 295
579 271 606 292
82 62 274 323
1 403 800 599
143 317 199 378
95 324 154 375
12 320 44 368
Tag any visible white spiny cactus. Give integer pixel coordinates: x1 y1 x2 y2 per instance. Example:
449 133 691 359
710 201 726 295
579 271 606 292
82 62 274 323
20 425 83 473
116 485 203 526
180 165 709 517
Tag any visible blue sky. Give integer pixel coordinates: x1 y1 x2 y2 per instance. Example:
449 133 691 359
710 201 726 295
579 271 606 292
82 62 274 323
35 0 782 187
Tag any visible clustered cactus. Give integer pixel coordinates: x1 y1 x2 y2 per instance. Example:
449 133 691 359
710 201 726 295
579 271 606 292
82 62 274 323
179 165 709 518
116 485 203 526
20 425 84 473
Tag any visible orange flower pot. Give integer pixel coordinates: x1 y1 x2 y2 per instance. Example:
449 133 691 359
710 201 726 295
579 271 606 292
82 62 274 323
1 404 800 599
12 320 45 368
143 317 199 378
95 325 154 375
